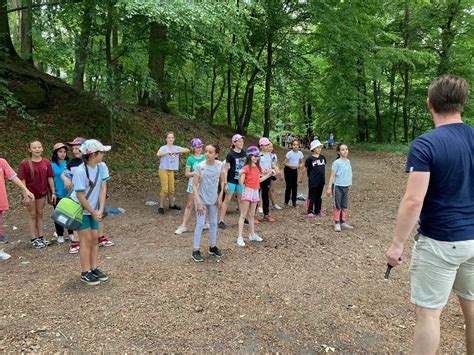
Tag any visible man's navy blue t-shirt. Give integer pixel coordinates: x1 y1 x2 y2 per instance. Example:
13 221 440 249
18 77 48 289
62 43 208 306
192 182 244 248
406 123 474 242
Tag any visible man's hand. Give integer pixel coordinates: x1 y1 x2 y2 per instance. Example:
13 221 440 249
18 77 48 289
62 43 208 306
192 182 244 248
386 242 404 267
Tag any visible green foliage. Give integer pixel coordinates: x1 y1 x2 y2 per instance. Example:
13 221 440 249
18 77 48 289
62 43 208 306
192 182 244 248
352 142 409 155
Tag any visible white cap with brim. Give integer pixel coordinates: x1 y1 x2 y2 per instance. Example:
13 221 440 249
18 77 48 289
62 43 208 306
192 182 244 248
80 139 112 155
310 140 323 151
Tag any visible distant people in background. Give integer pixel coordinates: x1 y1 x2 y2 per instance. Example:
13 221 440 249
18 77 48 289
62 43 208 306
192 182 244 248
156 131 190 215
326 143 353 232
284 140 304 207
0 158 34 260
326 132 336 148
18 141 55 249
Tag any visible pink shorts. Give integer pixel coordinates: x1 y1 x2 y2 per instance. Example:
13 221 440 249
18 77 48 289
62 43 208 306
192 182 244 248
241 187 260 203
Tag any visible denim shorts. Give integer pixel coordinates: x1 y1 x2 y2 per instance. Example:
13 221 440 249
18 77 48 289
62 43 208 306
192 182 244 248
410 233 474 309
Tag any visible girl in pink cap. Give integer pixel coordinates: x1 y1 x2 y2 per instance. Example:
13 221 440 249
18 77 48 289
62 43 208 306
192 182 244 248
175 138 206 235
18 141 56 248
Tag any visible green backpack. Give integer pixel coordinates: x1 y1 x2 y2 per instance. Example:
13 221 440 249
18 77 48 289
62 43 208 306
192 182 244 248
51 165 100 230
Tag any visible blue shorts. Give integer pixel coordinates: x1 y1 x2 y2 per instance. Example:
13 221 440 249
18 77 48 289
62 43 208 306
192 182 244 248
79 215 100 230
228 182 244 194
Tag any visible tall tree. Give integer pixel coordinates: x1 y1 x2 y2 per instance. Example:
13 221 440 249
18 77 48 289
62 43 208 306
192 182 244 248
0 0 20 60
72 0 95 90
20 0 33 64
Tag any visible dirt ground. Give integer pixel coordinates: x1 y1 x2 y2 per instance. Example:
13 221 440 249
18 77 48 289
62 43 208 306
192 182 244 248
0 149 468 352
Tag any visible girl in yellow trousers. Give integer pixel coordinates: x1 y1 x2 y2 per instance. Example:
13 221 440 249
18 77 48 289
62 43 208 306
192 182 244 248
156 132 190 215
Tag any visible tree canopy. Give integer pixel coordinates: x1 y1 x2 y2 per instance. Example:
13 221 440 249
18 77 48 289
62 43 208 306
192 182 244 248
1 0 473 142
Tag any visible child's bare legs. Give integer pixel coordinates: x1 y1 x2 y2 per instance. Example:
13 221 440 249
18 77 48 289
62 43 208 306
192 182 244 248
247 202 258 236
25 198 45 238
181 193 194 227
167 194 175 207
79 228 99 272
219 191 234 222
238 200 250 238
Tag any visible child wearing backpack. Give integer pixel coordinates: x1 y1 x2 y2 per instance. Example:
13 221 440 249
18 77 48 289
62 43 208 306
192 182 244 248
70 139 111 285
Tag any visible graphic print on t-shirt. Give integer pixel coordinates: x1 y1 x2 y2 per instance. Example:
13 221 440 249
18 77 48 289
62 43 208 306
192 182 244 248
234 157 245 180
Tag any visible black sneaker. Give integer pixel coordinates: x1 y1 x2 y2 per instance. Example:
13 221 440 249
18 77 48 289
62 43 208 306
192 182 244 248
80 271 100 285
39 236 51 246
158 207 165 215
192 250 203 262
91 268 109 282
31 238 46 249
209 246 223 257
244 218 249 225
218 221 226 230
170 205 181 210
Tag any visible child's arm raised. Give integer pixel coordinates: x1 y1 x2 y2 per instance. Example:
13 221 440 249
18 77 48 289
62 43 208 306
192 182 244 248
156 147 169 157
61 170 73 191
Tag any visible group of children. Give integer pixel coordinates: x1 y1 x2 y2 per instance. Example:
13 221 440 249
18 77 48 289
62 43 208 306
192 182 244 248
155 132 354 262
0 132 354 280
0 138 114 285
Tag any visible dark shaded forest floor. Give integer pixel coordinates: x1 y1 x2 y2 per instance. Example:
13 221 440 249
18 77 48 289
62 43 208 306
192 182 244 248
0 149 468 353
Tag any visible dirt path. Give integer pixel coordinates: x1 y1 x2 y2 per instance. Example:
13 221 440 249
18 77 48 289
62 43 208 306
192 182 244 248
0 150 467 352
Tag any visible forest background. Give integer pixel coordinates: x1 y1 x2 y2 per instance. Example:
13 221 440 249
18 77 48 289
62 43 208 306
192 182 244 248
1 0 473 147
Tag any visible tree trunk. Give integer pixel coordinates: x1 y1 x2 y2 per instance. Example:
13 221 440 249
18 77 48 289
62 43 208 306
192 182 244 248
20 0 33 64
401 0 410 143
437 0 461 75
263 36 273 137
373 80 382 143
0 0 20 60
356 59 367 142
388 65 396 142
242 84 254 133
72 0 94 91
141 22 170 113
210 64 217 122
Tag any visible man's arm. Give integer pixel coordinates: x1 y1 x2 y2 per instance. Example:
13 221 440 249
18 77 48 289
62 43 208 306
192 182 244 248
386 171 430 266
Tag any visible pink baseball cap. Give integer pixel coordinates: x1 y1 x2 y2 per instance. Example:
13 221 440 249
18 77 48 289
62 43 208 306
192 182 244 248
259 137 271 146
246 146 260 156
232 134 245 143
67 137 86 146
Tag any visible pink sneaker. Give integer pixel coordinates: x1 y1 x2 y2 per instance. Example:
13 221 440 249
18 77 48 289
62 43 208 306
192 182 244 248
318 211 327 217
264 215 276 222
307 213 315 218
98 236 115 247
69 242 80 254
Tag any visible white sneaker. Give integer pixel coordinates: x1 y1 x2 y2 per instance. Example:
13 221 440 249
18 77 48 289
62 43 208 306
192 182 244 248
203 223 210 230
0 250 11 260
174 225 189 235
258 207 263 214
341 223 354 230
335 223 342 232
249 233 263 242
273 204 283 210
237 237 246 247
57 235 65 244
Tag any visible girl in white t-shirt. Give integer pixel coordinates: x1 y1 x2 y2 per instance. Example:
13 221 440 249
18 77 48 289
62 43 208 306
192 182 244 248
284 140 304 207
156 132 190 215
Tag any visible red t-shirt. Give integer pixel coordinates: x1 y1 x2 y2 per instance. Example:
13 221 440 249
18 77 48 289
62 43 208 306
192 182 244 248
18 158 54 199
241 165 261 189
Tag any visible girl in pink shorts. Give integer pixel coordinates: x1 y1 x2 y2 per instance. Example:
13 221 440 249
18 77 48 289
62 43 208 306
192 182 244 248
236 146 272 247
